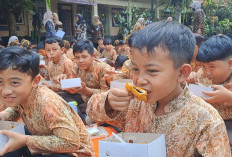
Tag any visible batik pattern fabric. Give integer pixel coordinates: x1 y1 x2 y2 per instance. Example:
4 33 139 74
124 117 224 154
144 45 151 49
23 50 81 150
193 10 205 35
117 47 130 56
72 59 110 102
90 23 104 44
45 21 55 38
87 84 231 156
101 48 117 65
5 86 94 156
46 54 73 92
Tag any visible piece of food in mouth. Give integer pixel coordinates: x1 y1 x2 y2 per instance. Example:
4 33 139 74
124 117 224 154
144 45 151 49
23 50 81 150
125 83 147 101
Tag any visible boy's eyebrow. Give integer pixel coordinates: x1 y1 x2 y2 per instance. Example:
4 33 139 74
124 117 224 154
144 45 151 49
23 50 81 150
131 61 158 67
10 77 22 80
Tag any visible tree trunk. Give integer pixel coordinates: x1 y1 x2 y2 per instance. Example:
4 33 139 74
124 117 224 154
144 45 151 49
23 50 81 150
173 0 181 23
7 11 17 36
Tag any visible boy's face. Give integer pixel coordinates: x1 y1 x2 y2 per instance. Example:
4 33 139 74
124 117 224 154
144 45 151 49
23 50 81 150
105 44 111 51
45 43 64 63
74 50 94 70
131 47 183 104
201 60 232 84
98 39 103 45
0 68 37 107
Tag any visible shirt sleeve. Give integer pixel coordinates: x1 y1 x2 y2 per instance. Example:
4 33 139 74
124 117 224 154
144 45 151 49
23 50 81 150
3 107 20 121
63 60 74 79
26 101 81 154
196 121 231 156
86 91 126 131
92 65 110 94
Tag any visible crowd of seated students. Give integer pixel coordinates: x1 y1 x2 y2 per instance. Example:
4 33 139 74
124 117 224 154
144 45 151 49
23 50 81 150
1 20 232 157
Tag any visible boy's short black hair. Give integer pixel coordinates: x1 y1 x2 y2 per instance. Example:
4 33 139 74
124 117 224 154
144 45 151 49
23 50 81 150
97 37 103 41
100 47 106 54
118 40 125 46
0 46 39 78
132 21 196 68
197 35 232 62
45 37 64 48
103 38 112 45
70 39 77 46
115 55 129 69
73 39 94 55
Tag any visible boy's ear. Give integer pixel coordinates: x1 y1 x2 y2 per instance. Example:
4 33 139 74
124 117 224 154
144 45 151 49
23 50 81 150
61 47 65 53
178 64 192 83
92 53 95 58
32 75 42 87
228 58 232 70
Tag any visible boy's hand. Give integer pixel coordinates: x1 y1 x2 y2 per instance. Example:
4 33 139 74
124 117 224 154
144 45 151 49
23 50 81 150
0 111 8 120
56 74 68 83
65 82 87 94
0 130 27 156
107 88 134 112
202 85 232 105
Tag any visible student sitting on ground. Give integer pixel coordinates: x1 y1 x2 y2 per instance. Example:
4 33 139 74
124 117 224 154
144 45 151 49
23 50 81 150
101 38 117 67
115 55 129 71
117 40 130 56
86 21 230 156
44 37 74 92
0 46 94 157
57 39 110 123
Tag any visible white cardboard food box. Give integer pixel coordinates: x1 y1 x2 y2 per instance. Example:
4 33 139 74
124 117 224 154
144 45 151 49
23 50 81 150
97 58 107 62
99 133 166 157
60 78 81 90
110 79 133 90
189 83 214 98
0 121 25 152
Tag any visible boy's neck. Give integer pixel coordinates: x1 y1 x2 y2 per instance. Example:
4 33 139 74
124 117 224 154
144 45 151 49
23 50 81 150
155 85 183 116
53 54 62 64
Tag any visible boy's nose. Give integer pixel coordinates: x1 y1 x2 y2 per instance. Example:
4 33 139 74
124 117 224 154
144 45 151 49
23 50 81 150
136 74 148 86
206 69 211 76
1 86 13 95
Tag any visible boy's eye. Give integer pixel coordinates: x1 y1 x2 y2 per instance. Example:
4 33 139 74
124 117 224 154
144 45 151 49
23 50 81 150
132 67 139 72
210 66 215 70
148 69 158 73
12 81 20 86
0 80 2 85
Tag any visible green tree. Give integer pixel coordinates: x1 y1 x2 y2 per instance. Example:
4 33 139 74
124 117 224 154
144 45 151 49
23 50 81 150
0 0 34 36
114 6 150 40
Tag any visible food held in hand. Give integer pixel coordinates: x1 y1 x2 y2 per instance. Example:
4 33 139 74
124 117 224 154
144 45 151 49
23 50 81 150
125 83 147 101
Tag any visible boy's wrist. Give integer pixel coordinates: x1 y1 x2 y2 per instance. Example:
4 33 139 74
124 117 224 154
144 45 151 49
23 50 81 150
82 87 93 96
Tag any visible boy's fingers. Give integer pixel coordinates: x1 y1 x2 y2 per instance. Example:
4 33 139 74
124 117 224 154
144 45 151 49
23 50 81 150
202 90 215 97
109 93 134 102
0 130 10 137
201 96 213 104
211 85 222 90
0 144 9 156
110 88 130 97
